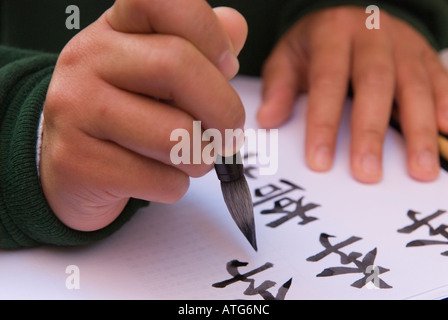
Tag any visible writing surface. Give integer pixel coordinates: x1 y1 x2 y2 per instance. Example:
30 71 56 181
1 75 448 300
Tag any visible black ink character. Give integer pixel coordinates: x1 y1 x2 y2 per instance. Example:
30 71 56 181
261 196 320 228
307 233 392 289
398 210 448 257
253 179 304 207
212 260 292 300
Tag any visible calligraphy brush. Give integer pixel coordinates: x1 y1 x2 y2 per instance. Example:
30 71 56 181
215 152 258 251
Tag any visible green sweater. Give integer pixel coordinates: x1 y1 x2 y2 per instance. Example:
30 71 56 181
1 0 448 249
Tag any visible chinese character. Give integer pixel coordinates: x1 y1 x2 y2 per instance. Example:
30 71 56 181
307 233 392 289
212 260 292 300
261 196 320 228
253 179 304 207
398 210 448 256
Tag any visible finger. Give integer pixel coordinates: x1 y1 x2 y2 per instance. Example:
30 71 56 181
213 7 248 56
350 34 395 183
79 139 190 204
424 49 448 134
74 82 215 178
44 131 190 231
305 33 351 172
395 51 440 182
258 39 304 129
105 0 240 79
97 32 246 156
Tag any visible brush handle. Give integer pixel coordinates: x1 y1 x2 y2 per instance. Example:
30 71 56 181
214 153 244 182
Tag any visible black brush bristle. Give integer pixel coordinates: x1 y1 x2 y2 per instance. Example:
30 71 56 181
220 177 258 251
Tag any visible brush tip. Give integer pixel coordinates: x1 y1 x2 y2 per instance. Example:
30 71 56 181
240 223 258 251
240 223 258 252
249 236 258 252
220 177 258 252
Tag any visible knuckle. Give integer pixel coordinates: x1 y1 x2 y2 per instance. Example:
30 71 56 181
308 119 339 137
312 73 334 88
312 71 346 91
57 40 84 68
410 126 438 140
43 135 78 180
357 64 394 88
398 66 430 95
154 36 196 78
356 126 386 143
402 77 429 95
58 27 99 69
43 79 77 129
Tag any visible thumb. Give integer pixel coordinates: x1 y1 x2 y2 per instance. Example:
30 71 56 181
258 41 304 129
213 7 248 72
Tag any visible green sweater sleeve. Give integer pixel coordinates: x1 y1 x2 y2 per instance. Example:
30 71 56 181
0 46 148 249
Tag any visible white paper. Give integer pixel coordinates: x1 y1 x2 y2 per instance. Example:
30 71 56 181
1 76 448 300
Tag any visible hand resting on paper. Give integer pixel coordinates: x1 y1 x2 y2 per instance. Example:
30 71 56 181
258 6 448 184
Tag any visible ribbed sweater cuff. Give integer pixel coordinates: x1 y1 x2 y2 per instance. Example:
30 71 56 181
0 52 148 249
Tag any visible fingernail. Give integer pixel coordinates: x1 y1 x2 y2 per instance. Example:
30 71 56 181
361 153 381 176
417 150 437 171
312 146 332 171
217 50 240 79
